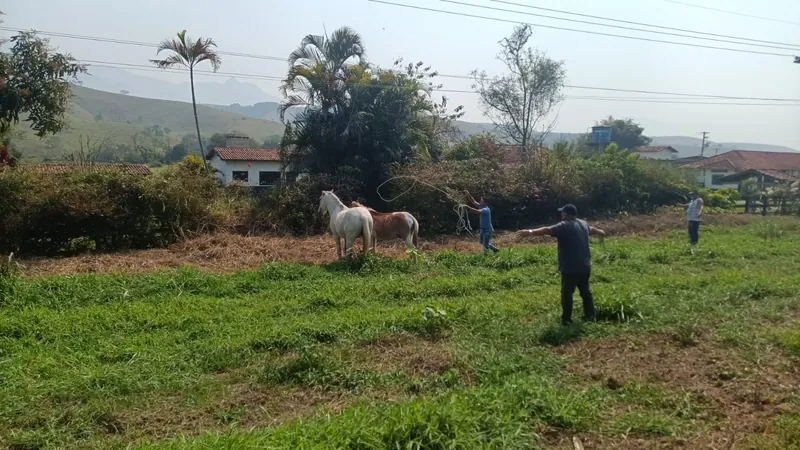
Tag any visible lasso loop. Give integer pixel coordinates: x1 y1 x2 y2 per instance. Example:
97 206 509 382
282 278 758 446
376 176 473 236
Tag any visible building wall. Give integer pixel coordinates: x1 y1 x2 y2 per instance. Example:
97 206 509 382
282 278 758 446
208 156 282 187
696 169 739 190
636 150 677 160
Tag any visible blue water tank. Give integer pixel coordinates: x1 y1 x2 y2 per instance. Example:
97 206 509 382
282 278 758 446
591 126 612 145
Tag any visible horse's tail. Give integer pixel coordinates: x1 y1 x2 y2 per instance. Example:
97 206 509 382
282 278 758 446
407 213 420 248
412 216 419 248
362 214 374 253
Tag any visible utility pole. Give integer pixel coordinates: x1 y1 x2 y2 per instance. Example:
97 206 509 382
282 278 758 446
700 131 710 157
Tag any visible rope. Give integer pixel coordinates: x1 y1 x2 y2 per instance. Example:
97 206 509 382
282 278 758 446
376 176 474 235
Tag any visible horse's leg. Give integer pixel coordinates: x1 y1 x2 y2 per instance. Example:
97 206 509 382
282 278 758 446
333 233 342 259
344 233 354 258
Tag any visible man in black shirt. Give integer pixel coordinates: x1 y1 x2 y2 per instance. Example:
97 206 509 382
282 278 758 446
518 204 606 325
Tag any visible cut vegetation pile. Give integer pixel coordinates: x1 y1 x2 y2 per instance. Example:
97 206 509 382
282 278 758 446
18 210 776 276
1 221 799 449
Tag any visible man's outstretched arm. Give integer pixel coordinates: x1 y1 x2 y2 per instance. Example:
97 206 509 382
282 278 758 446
589 226 606 237
518 226 554 238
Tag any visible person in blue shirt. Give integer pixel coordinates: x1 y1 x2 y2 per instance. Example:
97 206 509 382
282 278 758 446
465 191 500 254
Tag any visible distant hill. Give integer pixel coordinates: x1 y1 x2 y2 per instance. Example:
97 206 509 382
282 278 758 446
649 136 797 157
454 123 797 156
79 66 280 105
209 101 283 123
14 86 284 161
14 82 795 162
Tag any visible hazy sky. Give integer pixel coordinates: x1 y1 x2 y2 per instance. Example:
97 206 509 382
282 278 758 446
5 0 800 147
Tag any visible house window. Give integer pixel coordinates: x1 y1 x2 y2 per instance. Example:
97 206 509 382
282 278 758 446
285 172 299 182
711 174 728 185
259 171 281 186
232 171 249 182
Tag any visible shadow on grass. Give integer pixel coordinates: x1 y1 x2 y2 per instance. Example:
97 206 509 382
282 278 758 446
539 323 585 346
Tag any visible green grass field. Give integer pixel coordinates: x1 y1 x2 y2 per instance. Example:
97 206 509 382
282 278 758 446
1 221 799 449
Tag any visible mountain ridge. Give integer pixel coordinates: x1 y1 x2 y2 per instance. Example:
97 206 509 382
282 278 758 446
12 83 796 161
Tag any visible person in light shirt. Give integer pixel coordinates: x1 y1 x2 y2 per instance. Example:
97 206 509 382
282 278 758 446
683 192 704 246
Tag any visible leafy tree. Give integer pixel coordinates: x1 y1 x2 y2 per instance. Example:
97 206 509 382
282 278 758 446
443 135 504 162
204 133 259 152
205 133 227 152
151 30 221 174
119 90 130 95
164 143 189 164
279 26 366 120
281 28 462 203
472 24 566 155
592 116 652 151
144 124 165 137
0 31 85 140
740 177 761 214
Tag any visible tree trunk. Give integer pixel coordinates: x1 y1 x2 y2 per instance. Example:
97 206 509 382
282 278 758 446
190 67 210 175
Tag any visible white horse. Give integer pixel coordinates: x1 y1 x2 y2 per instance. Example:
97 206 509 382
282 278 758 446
319 191 374 258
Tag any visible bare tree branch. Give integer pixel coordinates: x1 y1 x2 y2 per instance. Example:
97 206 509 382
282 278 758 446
472 25 565 157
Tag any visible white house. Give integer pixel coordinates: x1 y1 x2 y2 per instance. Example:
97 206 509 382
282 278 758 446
206 133 296 187
632 146 679 160
681 150 800 190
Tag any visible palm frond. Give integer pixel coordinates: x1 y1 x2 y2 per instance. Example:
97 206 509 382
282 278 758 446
156 38 183 55
150 54 186 69
190 37 221 70
326 27 366 67
279 94 312 121
288 44 325 67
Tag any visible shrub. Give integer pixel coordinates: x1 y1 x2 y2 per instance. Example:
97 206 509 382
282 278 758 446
0 161 241 255
699 187 739 209
386 146 692 234
248 174 363 235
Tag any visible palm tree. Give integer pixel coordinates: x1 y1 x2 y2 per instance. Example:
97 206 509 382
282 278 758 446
279 27 366 121
151 30 221 173
740 177 761 214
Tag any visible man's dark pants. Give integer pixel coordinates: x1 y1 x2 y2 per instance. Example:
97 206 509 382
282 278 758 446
688 220 700 245
561 271 595 325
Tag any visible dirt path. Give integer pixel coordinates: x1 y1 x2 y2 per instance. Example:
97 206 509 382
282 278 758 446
17 211 763 277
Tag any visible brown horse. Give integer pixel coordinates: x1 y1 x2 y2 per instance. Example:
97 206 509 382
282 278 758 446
350 201 419 250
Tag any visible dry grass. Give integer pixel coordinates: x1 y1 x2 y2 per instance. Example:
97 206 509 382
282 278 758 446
17 210 775 277
351 333 458 379
553 333 800 449
114 372 388 444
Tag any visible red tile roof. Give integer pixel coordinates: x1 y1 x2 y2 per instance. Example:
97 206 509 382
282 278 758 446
757 169 800 182
634 146 678 153
681 150 800 171
18 163 152 175
719 169 800 183
209 147 281 162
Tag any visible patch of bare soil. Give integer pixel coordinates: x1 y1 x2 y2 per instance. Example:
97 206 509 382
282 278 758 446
351 333 458 379
17 211 776 277
552 333 800 449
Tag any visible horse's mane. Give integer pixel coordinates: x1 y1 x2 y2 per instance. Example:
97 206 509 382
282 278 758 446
350 201 391 215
